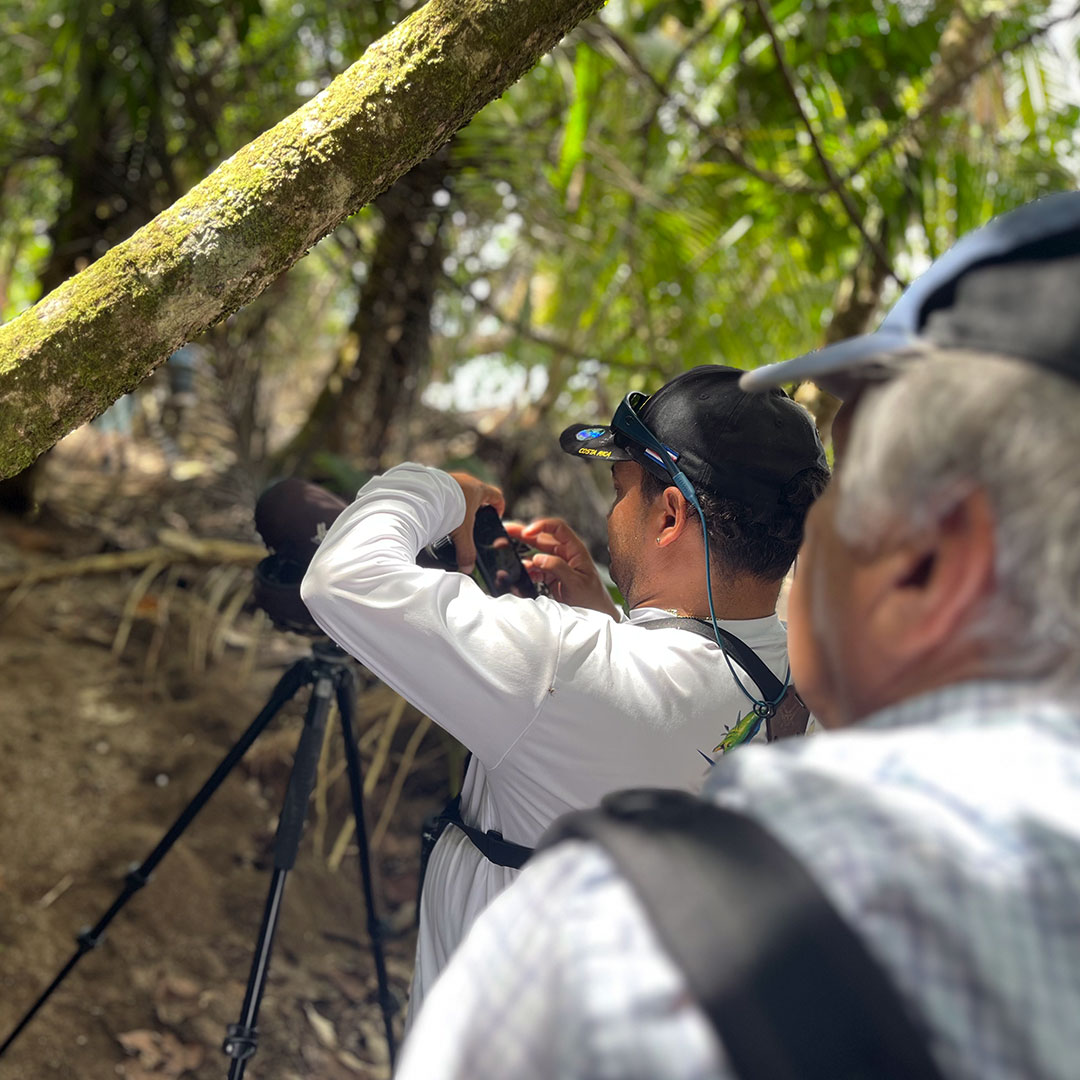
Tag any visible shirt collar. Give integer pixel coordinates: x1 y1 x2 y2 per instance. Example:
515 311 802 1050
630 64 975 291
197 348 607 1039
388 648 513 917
627 606 781 631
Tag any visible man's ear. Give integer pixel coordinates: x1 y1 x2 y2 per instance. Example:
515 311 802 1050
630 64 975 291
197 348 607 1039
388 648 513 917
655 486 697 548
871 488 996 665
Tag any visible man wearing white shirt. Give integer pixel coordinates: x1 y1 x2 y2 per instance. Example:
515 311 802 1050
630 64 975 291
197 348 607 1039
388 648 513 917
396 194 1080 1080
300 364 827 1013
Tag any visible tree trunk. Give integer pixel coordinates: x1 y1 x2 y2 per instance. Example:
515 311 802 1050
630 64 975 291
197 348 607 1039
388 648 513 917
0 0 605 481
278 146 449 473
795 236 890 441
3 4 180 514
0 460 43 516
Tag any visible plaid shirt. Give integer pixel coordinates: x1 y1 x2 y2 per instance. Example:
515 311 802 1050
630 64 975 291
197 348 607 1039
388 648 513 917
397 682 1080 1080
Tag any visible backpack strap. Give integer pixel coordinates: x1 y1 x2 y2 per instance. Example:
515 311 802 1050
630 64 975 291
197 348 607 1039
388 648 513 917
539 788 947 1080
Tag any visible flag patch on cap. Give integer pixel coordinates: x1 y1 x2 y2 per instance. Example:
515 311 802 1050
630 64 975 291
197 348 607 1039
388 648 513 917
644 445 680 466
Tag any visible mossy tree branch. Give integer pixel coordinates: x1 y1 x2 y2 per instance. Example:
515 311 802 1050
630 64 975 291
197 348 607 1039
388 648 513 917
0 0 606 479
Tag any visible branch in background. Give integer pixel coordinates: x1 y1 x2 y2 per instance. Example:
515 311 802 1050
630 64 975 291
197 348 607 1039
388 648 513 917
660 0 740 87
751 0 902 286
444 271 599 365
586 140 674 209
693 127 826 194
845 1 1080 182
795 215 894 439
629 0 737 160
443 268 649 421
589 21 666 96
0 529 266 592
585 21 829 195
0 0 608 480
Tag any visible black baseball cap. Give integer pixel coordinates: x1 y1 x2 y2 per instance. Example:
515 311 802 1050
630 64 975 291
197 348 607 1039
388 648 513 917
740 191 1080 399
560 365 826 521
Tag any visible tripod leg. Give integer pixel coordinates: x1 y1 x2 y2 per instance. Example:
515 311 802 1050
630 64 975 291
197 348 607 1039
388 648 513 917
224 669 334 1079
0 658 312 1062
336 669 398 1069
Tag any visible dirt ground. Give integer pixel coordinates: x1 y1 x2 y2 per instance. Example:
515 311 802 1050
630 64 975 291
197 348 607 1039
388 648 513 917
0 433 452 1080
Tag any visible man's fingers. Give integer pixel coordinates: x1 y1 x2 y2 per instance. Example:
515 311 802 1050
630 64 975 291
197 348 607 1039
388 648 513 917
481 484 506 518
524 563 562 588
524 518 589 558
446 471 507 575
518 530 560 558
522 517 574 541
528 552 573 583
506 521 568 560
447 471 506 523
451 522 477 575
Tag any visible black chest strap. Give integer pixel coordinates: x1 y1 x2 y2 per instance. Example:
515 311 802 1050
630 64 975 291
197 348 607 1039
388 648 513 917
539 788 947 1080
417 756 531 919
425 792 532 870
645 617 810 742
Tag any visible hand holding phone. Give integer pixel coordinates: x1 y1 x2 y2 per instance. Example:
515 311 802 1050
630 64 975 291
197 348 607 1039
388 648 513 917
422 506 537 598
422 471 536 599
445 471 506 574
505 517 618 617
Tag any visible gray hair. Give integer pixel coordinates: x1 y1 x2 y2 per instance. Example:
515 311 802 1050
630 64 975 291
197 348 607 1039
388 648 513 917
836 349 1080 684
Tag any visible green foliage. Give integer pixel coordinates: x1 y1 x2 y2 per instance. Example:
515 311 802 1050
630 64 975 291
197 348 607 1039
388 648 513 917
435 0 1080 423
0 0 394 313
309 451 373 497
2 0 1078 461
552 45 601 196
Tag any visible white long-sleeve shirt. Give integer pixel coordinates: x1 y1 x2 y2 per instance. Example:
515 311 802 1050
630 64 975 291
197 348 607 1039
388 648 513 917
300 463 789 1012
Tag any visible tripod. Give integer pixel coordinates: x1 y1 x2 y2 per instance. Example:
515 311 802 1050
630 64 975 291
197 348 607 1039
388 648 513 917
0 639 398 1076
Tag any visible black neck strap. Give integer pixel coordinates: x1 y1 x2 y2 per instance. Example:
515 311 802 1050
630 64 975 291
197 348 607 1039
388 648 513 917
643 616 785 704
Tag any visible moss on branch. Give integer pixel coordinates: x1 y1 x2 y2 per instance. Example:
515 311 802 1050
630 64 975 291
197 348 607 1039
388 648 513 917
0 0 605 478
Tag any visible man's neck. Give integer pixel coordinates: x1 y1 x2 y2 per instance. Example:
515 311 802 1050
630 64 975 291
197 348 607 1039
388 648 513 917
631 573 781 621
833 651 997 729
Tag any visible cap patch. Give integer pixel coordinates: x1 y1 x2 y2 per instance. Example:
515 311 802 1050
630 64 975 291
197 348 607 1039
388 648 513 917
576 427 607 441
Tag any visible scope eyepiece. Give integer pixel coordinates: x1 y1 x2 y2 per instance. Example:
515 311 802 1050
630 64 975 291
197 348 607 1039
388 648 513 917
252 553 325 636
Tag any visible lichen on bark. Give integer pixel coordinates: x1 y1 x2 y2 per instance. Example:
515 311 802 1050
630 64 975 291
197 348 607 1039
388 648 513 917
0 0 606 479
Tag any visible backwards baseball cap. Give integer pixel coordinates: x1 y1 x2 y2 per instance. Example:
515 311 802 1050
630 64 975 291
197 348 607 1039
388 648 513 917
740 191 1080 399
560 365 826 521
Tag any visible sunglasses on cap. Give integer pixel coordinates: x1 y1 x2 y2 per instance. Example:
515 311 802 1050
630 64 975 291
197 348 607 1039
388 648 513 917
611 391 698 505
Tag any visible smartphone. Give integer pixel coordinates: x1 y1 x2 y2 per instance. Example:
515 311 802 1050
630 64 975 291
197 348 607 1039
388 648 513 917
473 505 537 599
419 507 538 599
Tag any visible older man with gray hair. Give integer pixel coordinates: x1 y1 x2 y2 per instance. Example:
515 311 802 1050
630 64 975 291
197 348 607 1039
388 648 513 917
395 192 1080 1080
